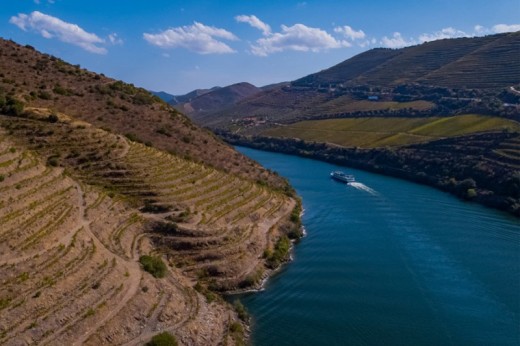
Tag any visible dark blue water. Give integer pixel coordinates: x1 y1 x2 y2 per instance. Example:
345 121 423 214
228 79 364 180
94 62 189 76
236 146 520 346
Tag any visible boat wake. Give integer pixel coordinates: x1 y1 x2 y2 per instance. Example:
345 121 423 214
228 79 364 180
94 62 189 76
348 182 379 196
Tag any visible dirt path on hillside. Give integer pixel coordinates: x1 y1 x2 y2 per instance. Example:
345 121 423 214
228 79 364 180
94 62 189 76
64 181 143 346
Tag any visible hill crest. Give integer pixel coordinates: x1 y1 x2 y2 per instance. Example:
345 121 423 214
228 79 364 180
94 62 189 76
191 32 520 128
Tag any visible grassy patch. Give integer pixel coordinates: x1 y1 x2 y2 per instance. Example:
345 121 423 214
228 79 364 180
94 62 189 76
139 255 167 278
263 115 520 148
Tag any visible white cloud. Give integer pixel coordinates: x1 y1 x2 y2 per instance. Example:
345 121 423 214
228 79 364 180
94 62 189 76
143 22 238 54
251 23 349 56
491 23 520 33
108 33 123 45
379 23 520 49
380 32 415 48
473 23 520 35
9 11 106 54
359 38 377 48
474 24 487 34
334 25 366 40
235 15 271 36
418 27 468 42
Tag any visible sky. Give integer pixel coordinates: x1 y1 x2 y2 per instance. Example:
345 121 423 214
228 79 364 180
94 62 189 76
1 0 519 94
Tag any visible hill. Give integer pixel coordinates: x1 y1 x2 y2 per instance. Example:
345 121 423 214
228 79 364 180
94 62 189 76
295 32 520 89
0 38 287 190
0 39 300 344
173 82 261 116
193 32 520 129
200 32 520 216
169 86 221 105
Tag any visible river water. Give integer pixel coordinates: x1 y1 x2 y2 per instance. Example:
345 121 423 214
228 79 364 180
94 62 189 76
236 146 520 346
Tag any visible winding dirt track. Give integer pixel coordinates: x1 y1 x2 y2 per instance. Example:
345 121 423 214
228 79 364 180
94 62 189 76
66 181 143 346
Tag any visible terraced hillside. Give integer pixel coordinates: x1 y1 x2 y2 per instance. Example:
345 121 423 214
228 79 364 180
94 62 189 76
0 38 287 190
0 109 298 344
195 32 519 129
295 32 520 89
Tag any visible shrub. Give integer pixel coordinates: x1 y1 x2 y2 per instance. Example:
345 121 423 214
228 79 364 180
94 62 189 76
125 133 142 143
1 96 25 116
47 114 59 123
38 91 52 100
53 84 72 96
466 188 477 199
139 255 167 278
0 175 4 182
229 322 243 333
146 332 178 346
266 236 291 269
156 127 172 137
47 156 59 167
194 281 217 303
133 91 156 105
233 300 249 322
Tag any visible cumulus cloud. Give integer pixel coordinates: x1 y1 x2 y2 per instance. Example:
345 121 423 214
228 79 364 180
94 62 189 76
235 15 271 36
9 11 106 54
334 25 366 40
474 23 520 35
474 24 487 34
380 32 415 48
380 23 520 49
491 23 520 33
251 23 349 56
418 27 468 42
143 22 238 54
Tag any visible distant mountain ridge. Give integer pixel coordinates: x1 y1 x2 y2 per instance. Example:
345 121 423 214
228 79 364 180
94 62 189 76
189 32 520 128
150 90 175 103
173 82 261 115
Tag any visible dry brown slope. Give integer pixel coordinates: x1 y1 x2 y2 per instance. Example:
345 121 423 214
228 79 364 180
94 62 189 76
0 38 288 191
0 109 299 345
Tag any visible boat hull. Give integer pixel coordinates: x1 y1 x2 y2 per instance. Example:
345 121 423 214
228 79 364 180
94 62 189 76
330 171 355 183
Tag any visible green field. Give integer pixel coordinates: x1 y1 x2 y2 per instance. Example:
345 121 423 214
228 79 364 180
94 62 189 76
262 115 520 148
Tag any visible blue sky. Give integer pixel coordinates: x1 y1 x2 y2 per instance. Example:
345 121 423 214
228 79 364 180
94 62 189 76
1 0 519 94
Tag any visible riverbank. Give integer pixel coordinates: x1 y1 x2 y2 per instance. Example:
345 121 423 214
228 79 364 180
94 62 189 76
220 131 520 217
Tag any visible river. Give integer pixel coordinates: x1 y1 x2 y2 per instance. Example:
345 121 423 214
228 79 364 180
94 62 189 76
236 146 520 346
